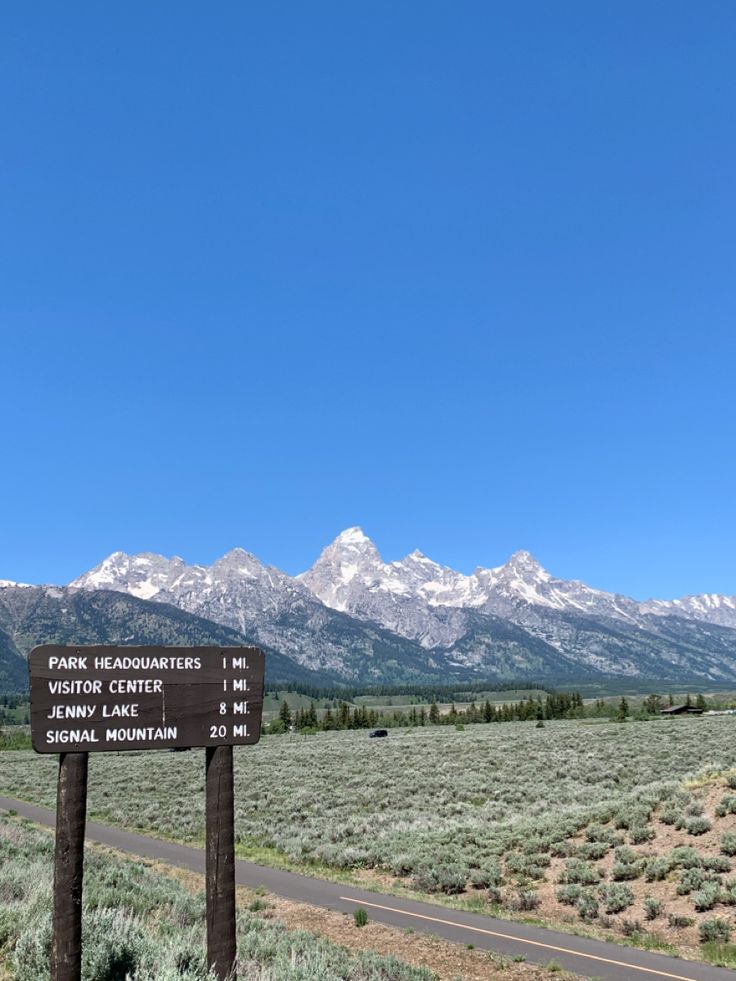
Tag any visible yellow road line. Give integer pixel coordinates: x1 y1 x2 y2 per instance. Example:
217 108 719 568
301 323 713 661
339 896 700 981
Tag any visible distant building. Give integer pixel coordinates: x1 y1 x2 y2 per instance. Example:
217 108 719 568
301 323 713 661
660 704 704 716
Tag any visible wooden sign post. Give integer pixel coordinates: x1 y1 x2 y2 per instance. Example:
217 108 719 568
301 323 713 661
29 645 265 981
51 752 88 981
206 746 236 979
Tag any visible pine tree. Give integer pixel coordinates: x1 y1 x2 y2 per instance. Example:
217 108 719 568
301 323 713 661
279 699 292 728
644 694 662 715
429 702 440 724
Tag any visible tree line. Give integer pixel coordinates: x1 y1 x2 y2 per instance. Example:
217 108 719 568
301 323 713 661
263 689 721 735
266 691 588 734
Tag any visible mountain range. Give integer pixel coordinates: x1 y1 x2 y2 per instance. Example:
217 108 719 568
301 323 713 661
1 528 735 689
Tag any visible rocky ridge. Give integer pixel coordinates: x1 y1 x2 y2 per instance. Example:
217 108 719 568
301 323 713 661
61 528 736 683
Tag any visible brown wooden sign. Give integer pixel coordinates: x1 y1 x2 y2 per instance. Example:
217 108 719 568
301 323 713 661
29 645 264 754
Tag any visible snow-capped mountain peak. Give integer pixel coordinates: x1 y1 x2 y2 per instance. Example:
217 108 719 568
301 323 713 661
295 528 384 609
325 527 382 566
70 550 192 600
334 526 372 546
210 548 267 579
407 549 430 561
504 549 548 578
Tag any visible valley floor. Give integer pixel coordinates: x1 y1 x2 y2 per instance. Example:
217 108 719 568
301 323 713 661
2 717 736 968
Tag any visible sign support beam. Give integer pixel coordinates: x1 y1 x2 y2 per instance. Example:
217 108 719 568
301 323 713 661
206 744 237 980
52 751 88 981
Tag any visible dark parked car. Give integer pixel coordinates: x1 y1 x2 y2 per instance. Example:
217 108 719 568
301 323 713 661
369 729 388 738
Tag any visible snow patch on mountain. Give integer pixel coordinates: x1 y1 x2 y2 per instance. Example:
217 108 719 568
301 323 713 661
642 593 736 629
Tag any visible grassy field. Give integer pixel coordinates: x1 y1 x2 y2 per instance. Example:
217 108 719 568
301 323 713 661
3 717 736 964
352 691 548 707
261 691 338 721
261 689 548 722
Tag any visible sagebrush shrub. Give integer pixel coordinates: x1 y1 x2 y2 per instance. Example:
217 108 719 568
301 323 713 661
629 825 655 844
669 846 703 869
659 805 681 826
506 852 549 881
668 913 694 929
509 889 539 911
486 885 502 905
716 795 736 817
577 842 609 861
576 891 598 921
644 857 671 882
703 855 731 873
620 917 643 936
614 806 650 830
556 884 582 906
413 865 467 895
598 883 634 914
692 883 721 912
612 861 642 882
677 867 710 895
643 896 662 920
585 824 616 844
469 867 501 890
699 917 731 944
683 816 712 837
558 859 601 886
719 880 736 906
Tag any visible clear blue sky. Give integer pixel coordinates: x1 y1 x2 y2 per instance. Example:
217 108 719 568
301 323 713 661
2 2 734 599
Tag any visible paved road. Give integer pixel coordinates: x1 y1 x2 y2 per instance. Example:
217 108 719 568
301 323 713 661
2 795 734 981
